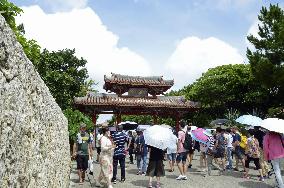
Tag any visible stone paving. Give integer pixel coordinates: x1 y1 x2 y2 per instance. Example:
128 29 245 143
70 152 283 188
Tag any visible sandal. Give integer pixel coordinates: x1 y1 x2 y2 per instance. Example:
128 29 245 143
148 182 153 188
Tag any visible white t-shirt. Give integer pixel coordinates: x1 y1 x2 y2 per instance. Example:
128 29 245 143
227 134 233 148
100 136 112 149
96 133 103 147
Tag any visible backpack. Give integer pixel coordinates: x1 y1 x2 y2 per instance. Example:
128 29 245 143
216 135 225 150
135 136 143 154
239 133 247 149
183 132 193 150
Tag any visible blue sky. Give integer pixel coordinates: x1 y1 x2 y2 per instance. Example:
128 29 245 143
11 0 281 62
8 0 284 123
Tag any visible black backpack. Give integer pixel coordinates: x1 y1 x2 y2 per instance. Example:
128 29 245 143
183 132 193 150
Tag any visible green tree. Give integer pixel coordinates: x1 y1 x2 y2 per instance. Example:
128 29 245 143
247 4 284 107
0 0 22 31
107 115 175 127
36 49 91 110
188 64 268 114
267 107 284 118
168 64 269 127
64 108 94 149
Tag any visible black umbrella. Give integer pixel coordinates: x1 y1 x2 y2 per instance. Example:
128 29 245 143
210 119 230 126
118 121 138 131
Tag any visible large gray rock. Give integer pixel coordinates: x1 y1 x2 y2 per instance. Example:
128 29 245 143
0 15 70 187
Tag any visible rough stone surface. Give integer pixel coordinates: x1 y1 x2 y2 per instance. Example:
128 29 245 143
0 15 70 187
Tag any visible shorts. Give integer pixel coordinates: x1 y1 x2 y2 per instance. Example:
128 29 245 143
214 148 225 158
245 156 260 169
167 153 177 161
96 147 101 155
176 152 187 163
76 155 89 171
235 146 244 160
146 160 165 177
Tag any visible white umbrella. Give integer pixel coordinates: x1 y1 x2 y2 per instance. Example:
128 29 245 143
159 124 172 129
260 118 284 134
144 125 177 150
137 124 151 131
236 115 263 127
190 126 198 131
118 121 137 125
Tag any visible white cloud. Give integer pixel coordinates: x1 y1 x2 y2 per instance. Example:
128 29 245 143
165 36 244 89
15 5 245 123
246 20 261 50
42 0 88 12
16 5 152 91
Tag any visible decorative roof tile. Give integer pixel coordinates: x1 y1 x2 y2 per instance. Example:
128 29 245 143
104 73 174 86
74 93 199 109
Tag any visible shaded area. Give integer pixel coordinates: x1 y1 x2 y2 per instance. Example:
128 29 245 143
238 181 273 188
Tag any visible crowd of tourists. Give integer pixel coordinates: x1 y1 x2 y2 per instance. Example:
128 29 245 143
72 121 284 188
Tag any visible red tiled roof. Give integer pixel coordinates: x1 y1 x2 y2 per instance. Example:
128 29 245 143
74 93 199 109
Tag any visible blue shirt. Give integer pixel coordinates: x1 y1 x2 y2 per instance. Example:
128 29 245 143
136 135 148 156
232 133 241 143
112 131 128 156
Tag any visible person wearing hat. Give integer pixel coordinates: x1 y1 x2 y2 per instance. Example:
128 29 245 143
135 128 148 175
72 123 93 184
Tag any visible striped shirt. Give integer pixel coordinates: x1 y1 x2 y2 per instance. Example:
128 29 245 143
112 131 128 156
206 136 215 152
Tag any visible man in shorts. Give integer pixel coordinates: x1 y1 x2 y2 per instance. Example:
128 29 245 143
72 123 93 184
176 120 188 180
232 126 245 172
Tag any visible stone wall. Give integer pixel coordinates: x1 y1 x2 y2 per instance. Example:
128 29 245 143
0 15 70 187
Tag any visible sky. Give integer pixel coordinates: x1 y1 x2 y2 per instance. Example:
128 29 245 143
9 0 283 123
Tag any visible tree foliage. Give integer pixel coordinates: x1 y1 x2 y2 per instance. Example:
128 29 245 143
188 64 269 114
0 0 22 31
168 64 269 127
36 49 91 110
247 4 284 107
108 115 175 127
64 108 94 142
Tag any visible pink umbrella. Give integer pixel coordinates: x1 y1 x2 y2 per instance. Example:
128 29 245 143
191 128 209 144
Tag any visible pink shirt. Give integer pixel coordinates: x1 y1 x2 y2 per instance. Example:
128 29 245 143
177 131 186 153
263 132 284 161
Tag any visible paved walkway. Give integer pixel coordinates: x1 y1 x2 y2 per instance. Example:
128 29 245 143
69 152 282 188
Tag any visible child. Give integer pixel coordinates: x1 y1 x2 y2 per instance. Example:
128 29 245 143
146 146 165 188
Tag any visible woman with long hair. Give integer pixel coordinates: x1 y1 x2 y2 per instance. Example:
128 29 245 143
243 129 264 181
95 127 115 188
